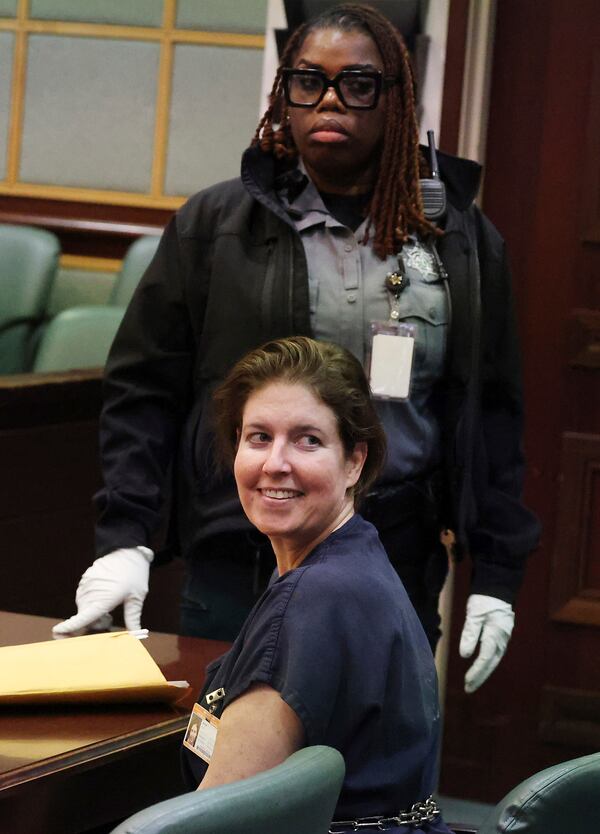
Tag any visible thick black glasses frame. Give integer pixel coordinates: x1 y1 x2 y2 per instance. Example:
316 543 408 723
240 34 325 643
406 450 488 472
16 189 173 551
281 68 396 110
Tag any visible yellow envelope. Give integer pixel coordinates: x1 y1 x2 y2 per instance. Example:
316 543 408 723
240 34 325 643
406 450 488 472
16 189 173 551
0 631 189 704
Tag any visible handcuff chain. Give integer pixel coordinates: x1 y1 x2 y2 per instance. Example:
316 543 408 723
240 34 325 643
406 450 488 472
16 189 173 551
329 796 440 832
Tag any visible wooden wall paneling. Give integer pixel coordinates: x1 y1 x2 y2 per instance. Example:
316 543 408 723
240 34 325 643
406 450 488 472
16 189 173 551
5 0 27 186
59 254 122 273
0 502 97 616
581 49 600 244
0 181 185 210
564 27 600 432
0 32 15 181
0 372 103 617
568 310 600 371
539 685 600 749
150 0 176 198
440 0 552 802
0 371 183 633
440 0 600 802
549 432 600 627
0 195 171 257
439 0 470 155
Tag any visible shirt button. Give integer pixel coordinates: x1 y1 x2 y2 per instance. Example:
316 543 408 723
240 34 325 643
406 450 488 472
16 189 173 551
429 307 437 319
347 292 357 303
344 244 353 253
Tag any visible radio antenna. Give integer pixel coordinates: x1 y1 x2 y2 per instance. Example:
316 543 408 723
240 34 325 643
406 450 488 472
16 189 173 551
427 129 440 179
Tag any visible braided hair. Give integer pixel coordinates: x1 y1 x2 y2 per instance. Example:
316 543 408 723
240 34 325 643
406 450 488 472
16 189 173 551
252 3 438 259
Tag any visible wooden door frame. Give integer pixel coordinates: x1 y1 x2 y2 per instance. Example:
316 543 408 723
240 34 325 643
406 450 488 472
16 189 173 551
439 0 600 801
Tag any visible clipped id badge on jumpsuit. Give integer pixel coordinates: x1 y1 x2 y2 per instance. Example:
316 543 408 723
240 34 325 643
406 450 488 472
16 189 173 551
367 254 415 401
183 687 225 764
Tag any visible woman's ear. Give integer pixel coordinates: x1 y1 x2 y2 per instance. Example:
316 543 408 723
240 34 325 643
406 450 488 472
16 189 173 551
345 441 368 489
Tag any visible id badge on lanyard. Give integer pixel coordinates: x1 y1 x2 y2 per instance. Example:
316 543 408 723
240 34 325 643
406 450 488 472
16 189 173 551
367 252 415 401
183 687 225 764
368 320 416 400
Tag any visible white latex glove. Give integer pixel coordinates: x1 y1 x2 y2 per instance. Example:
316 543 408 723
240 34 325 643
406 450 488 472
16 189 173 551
459 594 514 694
52 547 153 637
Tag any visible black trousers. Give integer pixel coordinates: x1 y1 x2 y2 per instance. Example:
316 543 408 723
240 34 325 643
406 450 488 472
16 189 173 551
180 531 275 642
363 506 449 652
179 512 448 652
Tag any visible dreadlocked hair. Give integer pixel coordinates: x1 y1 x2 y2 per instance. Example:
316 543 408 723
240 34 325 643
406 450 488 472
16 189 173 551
252 3 440 259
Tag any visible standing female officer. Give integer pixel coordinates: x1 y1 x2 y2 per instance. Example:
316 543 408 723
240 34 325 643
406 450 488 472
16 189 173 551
54 4 540 694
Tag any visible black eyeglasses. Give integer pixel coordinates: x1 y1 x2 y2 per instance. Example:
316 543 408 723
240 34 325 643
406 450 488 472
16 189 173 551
281 68 397 110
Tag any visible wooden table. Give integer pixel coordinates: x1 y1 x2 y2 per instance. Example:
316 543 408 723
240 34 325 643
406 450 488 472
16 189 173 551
0 612 230 834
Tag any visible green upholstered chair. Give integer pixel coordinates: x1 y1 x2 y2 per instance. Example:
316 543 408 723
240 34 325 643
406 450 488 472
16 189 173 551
477 751 600 833
109 235 160 307
30 235 159 373
110 745 345 834
32 305 125 372
0 223 60 373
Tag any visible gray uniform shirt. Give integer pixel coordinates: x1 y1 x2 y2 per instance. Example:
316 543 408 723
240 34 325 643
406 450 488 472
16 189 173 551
281 171 449 484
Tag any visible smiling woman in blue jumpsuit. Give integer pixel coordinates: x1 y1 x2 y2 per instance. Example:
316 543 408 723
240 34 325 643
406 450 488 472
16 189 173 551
55 3 540 695
181 335 453 834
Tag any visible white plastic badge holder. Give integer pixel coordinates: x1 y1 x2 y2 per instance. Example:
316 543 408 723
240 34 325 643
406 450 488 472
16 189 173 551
368 322 416 400
183 702 220 763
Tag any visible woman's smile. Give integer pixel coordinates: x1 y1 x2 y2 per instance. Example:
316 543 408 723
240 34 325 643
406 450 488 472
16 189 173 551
258 487 304 500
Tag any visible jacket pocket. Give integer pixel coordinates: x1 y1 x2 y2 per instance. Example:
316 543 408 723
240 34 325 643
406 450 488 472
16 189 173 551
396 281 449 392
180 387 221 497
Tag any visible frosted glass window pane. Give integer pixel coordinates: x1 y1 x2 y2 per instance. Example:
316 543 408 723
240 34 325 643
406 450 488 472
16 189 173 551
176 0 267 33
0 33 13 180
165 44 263 195
29 0 163 26
20 36 158 192
0 0 17 17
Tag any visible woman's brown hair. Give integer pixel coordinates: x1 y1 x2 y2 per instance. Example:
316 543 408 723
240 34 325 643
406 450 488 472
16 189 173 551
213 336 387 505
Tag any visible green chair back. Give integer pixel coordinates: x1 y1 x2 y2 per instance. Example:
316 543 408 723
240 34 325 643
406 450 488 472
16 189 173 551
0 223 60 373
110 745 345 834
110 235 160 307
478 751 600 834
32 305 125 372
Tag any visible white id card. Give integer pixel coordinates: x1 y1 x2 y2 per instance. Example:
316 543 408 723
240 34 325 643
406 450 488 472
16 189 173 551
368 322 416 400
183 702 220 763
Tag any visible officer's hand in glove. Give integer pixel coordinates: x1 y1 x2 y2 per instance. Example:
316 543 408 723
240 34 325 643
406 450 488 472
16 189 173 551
459 593 514 694
52 547 153 637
